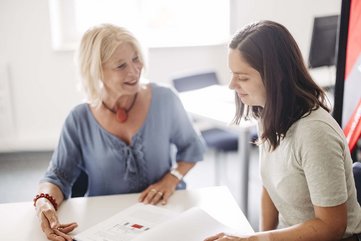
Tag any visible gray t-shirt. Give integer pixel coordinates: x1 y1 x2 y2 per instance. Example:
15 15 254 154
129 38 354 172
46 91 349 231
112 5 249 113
260 107 361 237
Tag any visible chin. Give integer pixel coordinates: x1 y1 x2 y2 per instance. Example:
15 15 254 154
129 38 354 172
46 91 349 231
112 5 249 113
240 100 257 107
239 96 249 105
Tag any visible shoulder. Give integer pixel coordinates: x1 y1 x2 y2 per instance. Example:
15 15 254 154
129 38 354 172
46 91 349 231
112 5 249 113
63 103 90 126
287 108 349 170
149 82 179 104
150 82 178 97
296 108 342 134
292 107 347 148
68 103 89 118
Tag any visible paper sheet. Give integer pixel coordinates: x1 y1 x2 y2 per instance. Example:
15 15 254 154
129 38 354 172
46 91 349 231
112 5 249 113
133 206 239 241
75 203 178 241
75 203 242 241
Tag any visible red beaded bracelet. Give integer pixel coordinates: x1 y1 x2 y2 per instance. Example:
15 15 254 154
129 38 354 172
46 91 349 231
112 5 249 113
33 193 58 211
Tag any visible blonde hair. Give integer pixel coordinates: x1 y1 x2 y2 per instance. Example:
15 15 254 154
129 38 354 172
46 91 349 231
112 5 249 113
76 24 145 106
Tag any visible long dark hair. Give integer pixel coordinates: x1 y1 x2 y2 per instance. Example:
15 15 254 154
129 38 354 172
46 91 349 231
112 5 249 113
229 20 330 151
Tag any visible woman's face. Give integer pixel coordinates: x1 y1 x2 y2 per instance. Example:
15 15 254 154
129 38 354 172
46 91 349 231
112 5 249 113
228 49 266 107
101 43 143 96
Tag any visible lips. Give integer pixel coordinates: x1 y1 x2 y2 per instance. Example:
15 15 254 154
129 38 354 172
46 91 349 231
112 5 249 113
237 92 247 98
124 80 138 85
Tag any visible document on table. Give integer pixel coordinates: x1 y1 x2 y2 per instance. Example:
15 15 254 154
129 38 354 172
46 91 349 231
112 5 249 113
132 206 240 241
75 203 178 241
75 203 242 241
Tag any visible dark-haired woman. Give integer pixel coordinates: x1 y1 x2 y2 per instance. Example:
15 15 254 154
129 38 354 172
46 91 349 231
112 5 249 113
205 20 361 241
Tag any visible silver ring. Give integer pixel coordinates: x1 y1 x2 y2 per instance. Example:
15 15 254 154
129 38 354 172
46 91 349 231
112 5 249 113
157 191 163 196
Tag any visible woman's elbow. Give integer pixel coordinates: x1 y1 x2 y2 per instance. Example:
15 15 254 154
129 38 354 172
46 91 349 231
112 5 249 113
316 203 348 240
327 208 348 240
333 219 347 239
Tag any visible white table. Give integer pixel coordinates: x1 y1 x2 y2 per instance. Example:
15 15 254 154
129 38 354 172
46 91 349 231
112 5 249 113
0 186 253 241
179 85 257 217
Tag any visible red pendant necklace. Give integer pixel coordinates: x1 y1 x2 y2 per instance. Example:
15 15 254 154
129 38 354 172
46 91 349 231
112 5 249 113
102 93 138 123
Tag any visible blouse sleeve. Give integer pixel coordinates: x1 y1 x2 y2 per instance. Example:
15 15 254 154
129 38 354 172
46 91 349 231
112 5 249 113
40 109 83 199
168 88 206 163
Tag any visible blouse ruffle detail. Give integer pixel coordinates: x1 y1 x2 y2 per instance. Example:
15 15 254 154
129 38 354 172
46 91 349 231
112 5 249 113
121 131 148 193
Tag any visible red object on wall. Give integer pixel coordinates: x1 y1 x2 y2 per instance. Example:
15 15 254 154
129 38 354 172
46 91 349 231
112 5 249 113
344 99 361 152
342 0 361 151
345 0 361 78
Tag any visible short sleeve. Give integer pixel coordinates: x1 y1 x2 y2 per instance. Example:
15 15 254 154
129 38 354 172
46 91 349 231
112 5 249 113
40 109 83 199
296 120 347 206
168 89 206 163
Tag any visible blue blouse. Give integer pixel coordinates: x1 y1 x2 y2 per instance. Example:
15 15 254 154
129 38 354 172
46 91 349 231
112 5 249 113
41 83 206 198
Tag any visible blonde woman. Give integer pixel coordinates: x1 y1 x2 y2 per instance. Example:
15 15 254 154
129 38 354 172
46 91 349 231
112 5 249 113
34 24 205 241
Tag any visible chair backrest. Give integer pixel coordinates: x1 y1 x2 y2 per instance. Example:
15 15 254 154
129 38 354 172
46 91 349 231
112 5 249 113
352 162 361 204
71 170 88 197
172 71 219 92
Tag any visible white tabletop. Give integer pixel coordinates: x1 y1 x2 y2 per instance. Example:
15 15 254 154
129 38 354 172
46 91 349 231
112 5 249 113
179 84 256 130
0 186 253 241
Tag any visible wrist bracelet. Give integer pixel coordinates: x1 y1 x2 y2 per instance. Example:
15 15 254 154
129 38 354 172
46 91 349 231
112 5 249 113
33 193 58 211
170 169 184 181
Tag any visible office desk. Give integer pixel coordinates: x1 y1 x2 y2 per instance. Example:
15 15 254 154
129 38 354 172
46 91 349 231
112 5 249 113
0 186 253 241
179 85 257 217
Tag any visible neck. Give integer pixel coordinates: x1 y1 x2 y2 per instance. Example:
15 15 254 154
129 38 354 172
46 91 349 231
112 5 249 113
102 93 138 122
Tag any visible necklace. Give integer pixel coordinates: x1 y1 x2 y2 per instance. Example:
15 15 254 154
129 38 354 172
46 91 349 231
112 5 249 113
102 93 138 123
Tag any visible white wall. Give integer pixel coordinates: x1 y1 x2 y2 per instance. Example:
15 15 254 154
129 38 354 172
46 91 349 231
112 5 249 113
0 0 341 151
231 0 341 58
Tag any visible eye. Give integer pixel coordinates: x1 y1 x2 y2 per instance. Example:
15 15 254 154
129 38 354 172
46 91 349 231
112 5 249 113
117 63 126 69
132 56 140 62
238 77 249 82
232 73 248 82
237 74 249 81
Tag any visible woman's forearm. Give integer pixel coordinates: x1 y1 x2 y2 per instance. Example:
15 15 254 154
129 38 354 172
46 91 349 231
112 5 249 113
174 161 196 177
36 182 65 208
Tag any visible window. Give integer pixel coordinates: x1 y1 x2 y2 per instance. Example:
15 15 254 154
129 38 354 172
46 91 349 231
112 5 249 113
49 0 230 50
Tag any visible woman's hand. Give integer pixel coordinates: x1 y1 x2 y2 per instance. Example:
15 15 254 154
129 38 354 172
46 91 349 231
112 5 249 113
36 198 78 241
139 162 195 205
204 232 245 241
138 173 179 205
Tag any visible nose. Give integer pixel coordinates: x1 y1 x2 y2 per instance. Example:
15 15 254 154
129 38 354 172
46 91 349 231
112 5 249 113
228 77 236 90
127 62 141 76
